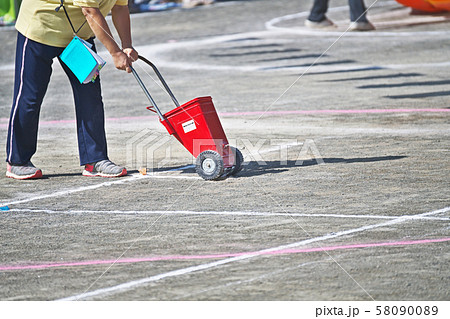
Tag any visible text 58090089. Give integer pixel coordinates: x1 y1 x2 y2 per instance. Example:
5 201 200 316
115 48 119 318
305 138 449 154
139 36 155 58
376 305 438 316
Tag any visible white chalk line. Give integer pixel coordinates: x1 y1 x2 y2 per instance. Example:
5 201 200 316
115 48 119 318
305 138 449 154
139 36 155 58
1 3 449 75
8 208 450 221
137 38 450 74
130 2 450 74
0 142 306 208
2 12 449 76
175 259 327 300
57 206 450 301
175 249 365 300
265 1 450 37
0 172 198 207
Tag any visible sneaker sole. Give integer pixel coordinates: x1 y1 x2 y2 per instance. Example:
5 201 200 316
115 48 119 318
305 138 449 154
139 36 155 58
305 20 336 29
349 28 375 31
6 170 43 180
82 168 127 178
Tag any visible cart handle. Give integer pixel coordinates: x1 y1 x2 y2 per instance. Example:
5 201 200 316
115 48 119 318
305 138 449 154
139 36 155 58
130 55 181 122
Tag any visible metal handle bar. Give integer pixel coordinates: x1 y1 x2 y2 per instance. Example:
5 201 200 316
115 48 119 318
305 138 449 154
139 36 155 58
130 55 181 122
130 66 164 121
138 55 180 108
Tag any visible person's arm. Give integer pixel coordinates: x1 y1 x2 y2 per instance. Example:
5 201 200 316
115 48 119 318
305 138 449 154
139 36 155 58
111 4 138 62
81 7 134 73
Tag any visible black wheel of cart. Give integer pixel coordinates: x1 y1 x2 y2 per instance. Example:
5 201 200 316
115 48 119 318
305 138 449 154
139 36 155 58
228 146 244 176
195 150 225 180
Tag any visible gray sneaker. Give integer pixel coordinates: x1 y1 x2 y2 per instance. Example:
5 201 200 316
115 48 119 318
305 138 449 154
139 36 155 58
82 160 127 178
305 18 336 29
6 161 43 180
348 21 375 31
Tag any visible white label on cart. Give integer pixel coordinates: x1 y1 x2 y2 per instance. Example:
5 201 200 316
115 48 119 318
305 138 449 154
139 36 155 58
182 119 196 133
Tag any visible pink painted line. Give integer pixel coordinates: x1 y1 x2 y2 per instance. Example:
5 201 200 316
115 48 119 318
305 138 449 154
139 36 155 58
106 115 157 122
0 116 157 127
0 116 157 129
1 108 448 130
0 237 448 272
219 108 450 116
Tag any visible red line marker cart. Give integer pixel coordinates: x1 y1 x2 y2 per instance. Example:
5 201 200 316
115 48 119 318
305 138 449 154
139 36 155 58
131 56 243 180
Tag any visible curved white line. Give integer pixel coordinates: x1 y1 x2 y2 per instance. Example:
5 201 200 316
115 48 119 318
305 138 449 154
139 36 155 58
265 1 450 37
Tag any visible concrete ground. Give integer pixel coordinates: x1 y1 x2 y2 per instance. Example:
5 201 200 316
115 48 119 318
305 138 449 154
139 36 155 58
0 0 449 304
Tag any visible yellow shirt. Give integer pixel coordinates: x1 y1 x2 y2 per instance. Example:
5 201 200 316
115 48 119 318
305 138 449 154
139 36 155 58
16 0 128 48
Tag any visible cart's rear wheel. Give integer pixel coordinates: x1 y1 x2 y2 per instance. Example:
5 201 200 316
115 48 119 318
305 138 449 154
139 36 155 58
195 150 224 181
228 146 244 176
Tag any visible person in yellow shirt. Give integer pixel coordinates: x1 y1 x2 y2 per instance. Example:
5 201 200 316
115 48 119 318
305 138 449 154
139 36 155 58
6 0 138 179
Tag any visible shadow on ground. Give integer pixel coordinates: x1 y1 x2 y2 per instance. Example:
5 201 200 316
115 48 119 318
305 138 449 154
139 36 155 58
238 155 407 177
36 156 407 179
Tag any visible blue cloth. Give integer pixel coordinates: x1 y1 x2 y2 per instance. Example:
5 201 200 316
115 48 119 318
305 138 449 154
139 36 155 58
6 32 108 166
308 0 369 23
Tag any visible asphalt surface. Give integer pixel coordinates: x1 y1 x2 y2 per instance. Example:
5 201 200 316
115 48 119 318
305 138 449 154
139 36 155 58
0 0 449 305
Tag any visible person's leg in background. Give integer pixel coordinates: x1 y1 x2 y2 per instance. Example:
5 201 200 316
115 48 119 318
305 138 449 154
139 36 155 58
307 0 328 22
305 0 335 29
348 0 375 30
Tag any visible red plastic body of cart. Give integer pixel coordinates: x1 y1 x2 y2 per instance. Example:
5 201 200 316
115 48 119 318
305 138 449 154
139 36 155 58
160 96 235 167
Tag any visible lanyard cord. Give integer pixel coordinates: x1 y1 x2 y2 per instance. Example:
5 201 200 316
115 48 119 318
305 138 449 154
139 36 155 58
55 0 87 35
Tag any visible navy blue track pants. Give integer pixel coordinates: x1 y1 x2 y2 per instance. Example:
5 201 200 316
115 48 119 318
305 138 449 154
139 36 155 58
6 32 108 166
